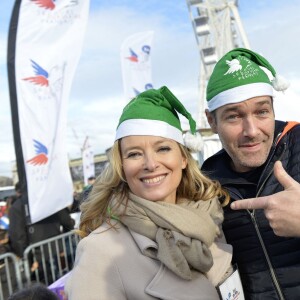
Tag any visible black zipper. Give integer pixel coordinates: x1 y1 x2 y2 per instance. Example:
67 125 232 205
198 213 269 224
247 210 284 299
246 140 287 300
225 134 287 299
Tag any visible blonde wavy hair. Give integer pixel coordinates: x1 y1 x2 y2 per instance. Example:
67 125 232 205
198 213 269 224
79 140 229 238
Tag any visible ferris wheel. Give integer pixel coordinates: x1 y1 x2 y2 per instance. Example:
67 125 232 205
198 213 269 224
186 0 250 128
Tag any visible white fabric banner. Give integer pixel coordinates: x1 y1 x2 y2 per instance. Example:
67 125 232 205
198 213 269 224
121 31 154 100
15 0 90 223
82 137 95 186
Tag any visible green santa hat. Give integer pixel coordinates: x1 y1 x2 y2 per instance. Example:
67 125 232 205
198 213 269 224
206 48 290 111
115 86 203 152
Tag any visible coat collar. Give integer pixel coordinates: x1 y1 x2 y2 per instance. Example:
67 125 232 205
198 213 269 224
129 229 220 300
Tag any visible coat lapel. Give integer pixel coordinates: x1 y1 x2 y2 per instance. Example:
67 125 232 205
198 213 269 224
146 264 219 300
129 230 220 300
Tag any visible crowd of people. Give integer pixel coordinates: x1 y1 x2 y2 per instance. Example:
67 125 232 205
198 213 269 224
0 183 76 257
0 179 99 251
3 47 300 300
0 182 80 298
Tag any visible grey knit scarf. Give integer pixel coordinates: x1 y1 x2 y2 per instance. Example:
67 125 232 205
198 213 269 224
110 193 224 280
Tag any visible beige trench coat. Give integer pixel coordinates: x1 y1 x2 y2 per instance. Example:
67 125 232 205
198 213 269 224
65 222 232 300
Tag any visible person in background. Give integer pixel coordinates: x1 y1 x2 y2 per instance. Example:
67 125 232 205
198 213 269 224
69 191 81 213
202 47 300 299
0 195 13 254
65 86 233 299
81 176 96 203
87 176 95 187
8 182 75 283
8 182 75 257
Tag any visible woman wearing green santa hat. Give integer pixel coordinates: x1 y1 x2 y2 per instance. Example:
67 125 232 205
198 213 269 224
202 47 300 299
65 86 234 299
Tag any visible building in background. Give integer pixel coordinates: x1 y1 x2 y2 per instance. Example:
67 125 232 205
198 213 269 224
11 152 108 193
69 153 108 192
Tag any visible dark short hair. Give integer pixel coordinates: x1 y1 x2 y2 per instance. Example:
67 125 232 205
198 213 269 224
88 176 95 181
8 283 59 300
15 182 21 193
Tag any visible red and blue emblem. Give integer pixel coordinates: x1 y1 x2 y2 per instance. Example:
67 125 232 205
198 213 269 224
23 60 49 87
126 48 138 62
27 140 49 166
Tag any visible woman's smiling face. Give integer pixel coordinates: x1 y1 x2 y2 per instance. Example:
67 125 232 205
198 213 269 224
120 135 187 203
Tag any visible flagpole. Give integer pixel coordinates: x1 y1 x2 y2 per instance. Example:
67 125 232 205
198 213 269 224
7 0 30 224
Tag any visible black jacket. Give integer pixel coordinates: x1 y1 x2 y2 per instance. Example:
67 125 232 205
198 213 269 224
8 195 74 258
202 120 300 300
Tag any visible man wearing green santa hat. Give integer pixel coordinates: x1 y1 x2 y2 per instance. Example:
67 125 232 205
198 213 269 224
202 47 300 299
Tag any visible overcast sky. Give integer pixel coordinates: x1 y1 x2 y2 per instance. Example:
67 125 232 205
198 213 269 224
1 0 300 178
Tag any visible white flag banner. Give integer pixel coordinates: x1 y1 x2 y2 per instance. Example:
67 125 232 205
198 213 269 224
12 0 90 223
121 31 154 100
82 137 95 186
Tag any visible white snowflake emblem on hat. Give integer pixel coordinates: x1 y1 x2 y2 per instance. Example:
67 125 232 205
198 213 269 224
224 59 242 75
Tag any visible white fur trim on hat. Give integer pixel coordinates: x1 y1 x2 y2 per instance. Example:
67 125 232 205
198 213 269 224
208 82 274 111
115 119 184 144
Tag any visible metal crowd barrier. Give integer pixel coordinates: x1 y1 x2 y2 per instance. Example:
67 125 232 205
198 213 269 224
0 231 80 299
0 252 23 300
